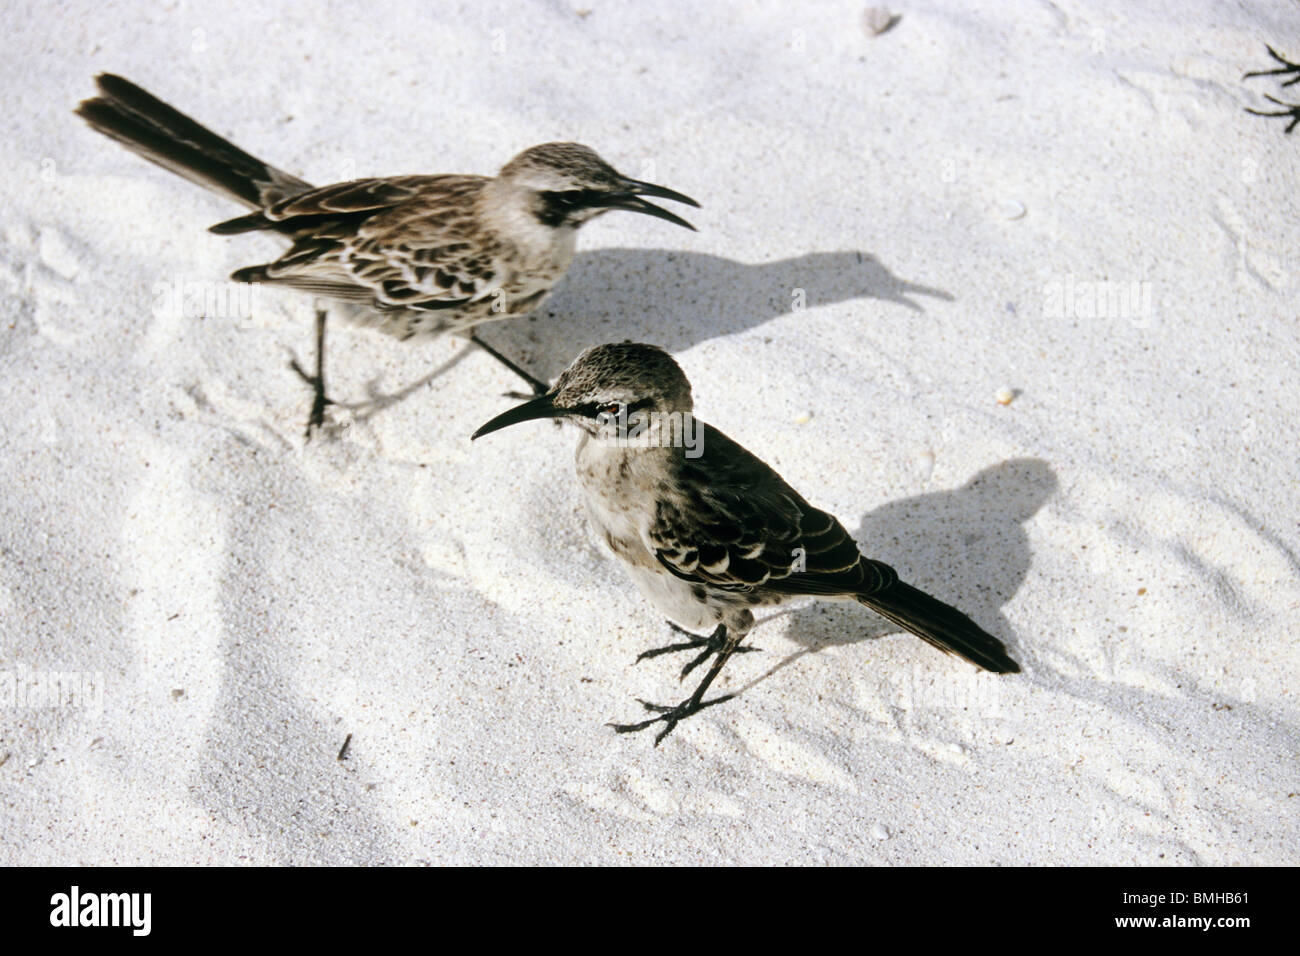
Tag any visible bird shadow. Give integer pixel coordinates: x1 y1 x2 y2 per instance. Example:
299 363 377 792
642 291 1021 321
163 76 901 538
737 458 1058 693
447 248 951 390
331 338 477 426
326 247 951 429
502 247 953 377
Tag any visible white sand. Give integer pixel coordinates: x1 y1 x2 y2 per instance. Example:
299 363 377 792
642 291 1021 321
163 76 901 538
1 0 1296 865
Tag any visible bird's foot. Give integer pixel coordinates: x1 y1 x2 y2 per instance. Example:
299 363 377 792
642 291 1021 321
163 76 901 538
607 694 735 745
503 378 549 401
289 358 335 439
502 380 560 429
498 367 550 420
635 622 758 679
469 331 550 397
1245 44 1300 86
503 375 559 431
1245 95 1300 134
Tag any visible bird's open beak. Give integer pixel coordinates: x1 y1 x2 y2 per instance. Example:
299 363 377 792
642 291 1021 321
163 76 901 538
471 392 562 440
600 179 700 230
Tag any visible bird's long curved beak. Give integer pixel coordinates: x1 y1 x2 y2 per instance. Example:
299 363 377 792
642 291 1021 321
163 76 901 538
471 392 561 440
626 179 700 208
602 178 700 230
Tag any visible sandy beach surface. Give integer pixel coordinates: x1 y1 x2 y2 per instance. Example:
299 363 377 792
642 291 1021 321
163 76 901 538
1 0 1297 865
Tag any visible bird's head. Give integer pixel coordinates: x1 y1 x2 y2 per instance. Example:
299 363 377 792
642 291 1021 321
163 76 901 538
472 343 695 442
496 143 699 231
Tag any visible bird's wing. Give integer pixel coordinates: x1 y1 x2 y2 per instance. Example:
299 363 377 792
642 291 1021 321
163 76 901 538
216 175 507 312
645 426 1017 673
210 176 428 233
646 424 896 595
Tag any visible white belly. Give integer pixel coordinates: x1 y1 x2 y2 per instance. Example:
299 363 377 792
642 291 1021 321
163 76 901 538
621 562 719 630
575 436 723 632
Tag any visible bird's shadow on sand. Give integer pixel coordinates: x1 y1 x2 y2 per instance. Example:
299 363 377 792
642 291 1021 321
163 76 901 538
736 458 1058 692
336 247 953 417
488 247 954 380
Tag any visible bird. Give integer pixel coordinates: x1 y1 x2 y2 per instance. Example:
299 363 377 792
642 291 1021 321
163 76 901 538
472 342 1021 744
74 74 700 433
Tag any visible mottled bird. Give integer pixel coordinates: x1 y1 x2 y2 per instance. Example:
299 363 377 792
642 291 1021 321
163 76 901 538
75 74 699 432
473 343 1020 744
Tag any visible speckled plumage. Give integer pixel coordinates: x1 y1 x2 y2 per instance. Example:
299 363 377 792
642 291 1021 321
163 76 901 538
214 173 577 341
75 75 698 429
567 354 898 635
475 343 1021 743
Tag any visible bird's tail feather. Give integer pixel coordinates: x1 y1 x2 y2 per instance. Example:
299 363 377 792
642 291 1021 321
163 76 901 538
858 581 1020 673
75 73 312 208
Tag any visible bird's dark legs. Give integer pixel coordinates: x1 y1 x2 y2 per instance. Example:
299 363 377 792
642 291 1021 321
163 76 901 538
1245 95 1300 134
1244 44 1300 85
469 330 549 396
635 622 758 679
1245 46 1300 133
610 625 748 745
289 308 333 437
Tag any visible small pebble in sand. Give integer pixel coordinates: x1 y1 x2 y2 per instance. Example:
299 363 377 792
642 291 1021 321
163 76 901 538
872 822 890 840
794 411 813 425
996 199 1027 220
863 6 897 36
995 386 1016 406
915 449 936 481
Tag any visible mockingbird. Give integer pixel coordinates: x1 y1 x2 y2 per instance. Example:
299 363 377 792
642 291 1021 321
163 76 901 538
76 74 699 433
473 343 1021 744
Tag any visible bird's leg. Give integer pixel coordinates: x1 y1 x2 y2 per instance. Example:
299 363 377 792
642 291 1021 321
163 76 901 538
1245 94 1300 134
1244 44 1300 86
468 329 549 397
635 622 758 679
289 308 334 437
610 625 747 745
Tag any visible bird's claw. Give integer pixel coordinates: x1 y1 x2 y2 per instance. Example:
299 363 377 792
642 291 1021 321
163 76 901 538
1245 44 1300 86
1245 94 1300 134
289 358 335 438
607 694 736 745
502 382 559 429
503 383 548 401
635 623 758 680
1244 45 1300 133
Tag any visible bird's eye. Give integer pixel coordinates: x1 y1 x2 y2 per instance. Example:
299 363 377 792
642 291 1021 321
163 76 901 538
597 402 621 418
